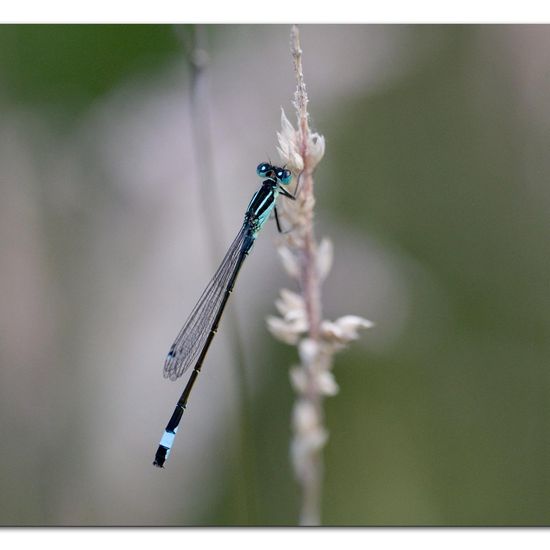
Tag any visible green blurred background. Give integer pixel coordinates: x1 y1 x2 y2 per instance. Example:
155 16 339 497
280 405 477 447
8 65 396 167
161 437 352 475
0 24 549 526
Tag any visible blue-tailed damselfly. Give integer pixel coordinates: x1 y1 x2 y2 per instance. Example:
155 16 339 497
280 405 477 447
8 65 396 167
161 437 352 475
153 162 295 468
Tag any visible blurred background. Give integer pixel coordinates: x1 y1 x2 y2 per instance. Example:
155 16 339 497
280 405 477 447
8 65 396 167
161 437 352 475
0 24 549 526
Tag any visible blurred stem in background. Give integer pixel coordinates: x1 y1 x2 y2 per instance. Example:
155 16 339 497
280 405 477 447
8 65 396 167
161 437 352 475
174 24 259 524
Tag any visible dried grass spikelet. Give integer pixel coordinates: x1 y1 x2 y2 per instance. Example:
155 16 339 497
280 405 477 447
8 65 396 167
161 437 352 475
266 110 372 525
266 25 372 527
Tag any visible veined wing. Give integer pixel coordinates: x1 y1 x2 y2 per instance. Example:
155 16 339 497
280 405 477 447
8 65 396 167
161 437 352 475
163 225 248 381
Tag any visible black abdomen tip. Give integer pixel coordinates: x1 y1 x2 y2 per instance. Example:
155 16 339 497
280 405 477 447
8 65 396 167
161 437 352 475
153 446 168 468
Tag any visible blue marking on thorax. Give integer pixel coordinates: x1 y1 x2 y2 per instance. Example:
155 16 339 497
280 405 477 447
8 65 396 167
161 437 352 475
246 190 260 212
256 190 277 230
245 184 279 236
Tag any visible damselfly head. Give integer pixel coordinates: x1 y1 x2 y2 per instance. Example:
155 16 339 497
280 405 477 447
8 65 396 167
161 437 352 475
257 162 292 185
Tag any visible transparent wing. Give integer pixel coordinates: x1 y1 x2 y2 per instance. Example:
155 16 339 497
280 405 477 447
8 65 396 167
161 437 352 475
163 225 248 381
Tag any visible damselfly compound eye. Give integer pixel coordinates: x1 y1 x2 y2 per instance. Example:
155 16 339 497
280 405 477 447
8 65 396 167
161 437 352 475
278 169 292 185
256 163 271 177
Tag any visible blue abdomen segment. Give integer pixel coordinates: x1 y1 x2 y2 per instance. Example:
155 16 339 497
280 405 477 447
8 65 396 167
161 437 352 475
160 429 178 449
153 404 184 467
153 427 178 467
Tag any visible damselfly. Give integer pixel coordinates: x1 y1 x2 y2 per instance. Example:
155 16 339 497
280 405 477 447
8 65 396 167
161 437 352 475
153 162 295 468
